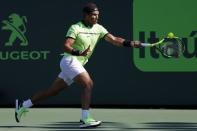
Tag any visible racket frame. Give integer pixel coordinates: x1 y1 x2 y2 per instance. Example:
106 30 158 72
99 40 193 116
140 37 184 58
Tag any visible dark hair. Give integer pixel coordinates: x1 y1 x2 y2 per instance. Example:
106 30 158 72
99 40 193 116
83 2 98 14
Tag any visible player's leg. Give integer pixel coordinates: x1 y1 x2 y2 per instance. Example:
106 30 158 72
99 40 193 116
59 56 101 128
74 72 101 128
74 71 93 110
31 77 68 104
15 77 68 122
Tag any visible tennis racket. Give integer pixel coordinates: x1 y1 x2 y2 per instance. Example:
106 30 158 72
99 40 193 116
141 33 185 58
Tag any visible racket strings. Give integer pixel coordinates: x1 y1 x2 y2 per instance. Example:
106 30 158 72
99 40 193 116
159 38 184 57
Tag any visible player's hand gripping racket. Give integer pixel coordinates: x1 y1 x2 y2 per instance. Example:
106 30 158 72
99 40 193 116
141 32 185 58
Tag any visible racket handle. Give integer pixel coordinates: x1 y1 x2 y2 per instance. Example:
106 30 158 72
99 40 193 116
141 43 152 47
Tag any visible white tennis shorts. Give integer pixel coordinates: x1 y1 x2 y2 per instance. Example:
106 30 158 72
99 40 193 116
58 56 86 85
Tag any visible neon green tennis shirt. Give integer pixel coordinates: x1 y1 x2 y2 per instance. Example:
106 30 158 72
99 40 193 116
63 21 108 65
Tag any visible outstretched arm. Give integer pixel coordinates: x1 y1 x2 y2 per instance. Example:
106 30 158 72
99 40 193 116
104 33 141 48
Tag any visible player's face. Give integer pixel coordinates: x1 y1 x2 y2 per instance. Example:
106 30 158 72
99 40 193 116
87 10 99 25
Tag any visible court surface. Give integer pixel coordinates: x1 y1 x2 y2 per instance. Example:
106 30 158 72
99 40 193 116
1 108 197 131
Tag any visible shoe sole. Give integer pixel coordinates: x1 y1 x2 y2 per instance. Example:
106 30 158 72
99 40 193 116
80 119 102 123
80 121 102 128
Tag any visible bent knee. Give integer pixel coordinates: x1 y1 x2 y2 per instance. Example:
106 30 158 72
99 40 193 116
83 79 93 89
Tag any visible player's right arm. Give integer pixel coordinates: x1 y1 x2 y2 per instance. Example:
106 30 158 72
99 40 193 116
64 37 90 56
64 37 75 54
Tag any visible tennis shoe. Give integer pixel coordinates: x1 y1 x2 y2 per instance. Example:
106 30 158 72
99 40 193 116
80 117 102 128
15 99 29 123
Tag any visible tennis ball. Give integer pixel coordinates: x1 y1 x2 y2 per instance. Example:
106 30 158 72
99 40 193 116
168 32 174 38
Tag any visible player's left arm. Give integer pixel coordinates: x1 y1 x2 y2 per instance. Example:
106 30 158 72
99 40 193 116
104 33 141 48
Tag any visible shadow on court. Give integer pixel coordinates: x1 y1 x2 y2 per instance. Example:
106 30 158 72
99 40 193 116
0 121 130 131
42 121 130 130
139 122 197 130
1 122 197 131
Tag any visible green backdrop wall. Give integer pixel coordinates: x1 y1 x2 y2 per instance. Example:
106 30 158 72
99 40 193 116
0 0 197 108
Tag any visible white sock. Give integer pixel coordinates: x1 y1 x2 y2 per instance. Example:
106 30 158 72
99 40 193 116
81 109 90 120
23 99 33 108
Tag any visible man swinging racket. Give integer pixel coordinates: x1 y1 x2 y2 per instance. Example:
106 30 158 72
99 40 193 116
15 2 141 128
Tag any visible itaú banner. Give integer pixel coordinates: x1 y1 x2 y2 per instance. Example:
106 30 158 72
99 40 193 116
133 0 197 72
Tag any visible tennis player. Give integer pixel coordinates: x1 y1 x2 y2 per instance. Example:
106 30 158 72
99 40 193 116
15 2 141 128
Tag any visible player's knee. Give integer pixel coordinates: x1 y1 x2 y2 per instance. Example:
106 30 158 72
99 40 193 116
83 79 93 90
